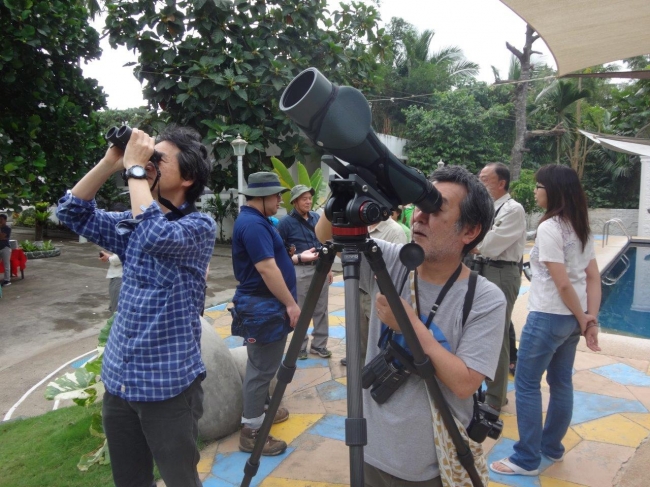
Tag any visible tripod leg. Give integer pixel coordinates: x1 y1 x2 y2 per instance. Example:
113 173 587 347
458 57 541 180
240 244 336 487
340 247 367 487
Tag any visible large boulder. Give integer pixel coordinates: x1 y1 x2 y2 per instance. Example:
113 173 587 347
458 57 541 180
198 318 243 440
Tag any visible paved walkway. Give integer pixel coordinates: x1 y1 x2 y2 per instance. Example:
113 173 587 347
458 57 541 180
197 236 650 487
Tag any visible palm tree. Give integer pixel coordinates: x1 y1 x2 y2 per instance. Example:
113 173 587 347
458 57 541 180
531 80 590 163
394 29 478 85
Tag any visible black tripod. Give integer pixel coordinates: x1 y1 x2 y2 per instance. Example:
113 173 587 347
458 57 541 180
240 178 484 487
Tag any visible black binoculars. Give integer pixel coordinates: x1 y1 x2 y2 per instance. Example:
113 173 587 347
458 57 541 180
105 126 163 164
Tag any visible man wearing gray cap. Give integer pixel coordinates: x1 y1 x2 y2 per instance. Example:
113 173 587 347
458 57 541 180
231 172 316 456
278 184 333 360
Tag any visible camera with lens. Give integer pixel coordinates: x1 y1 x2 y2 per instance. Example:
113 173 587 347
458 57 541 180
284 241 296 257
465 255 487 275
361 340 418 404
467 399 503 443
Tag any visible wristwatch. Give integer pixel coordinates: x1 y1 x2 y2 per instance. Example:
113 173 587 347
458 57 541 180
122 165 147 184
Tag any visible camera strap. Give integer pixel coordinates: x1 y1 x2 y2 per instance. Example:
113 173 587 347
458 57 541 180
379 263 462 348
420 263 463 329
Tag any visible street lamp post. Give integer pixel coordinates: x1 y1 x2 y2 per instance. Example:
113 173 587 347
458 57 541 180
230 134 248 209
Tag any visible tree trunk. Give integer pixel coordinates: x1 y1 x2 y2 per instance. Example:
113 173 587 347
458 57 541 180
35 223 44 242
571 78 584 177
508 25 540 181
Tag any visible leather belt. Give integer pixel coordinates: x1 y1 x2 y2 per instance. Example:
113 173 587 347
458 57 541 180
485 260 518 268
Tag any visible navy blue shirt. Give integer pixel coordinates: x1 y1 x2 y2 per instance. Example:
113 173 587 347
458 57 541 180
277 209 321 253
0 224 10 249
232 206 296 300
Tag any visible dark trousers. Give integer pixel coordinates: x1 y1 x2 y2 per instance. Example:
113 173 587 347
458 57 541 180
364 463 443 487
482 263 521 409
102 377 204 487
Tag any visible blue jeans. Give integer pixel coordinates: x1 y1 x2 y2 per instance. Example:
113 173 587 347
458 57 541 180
510 311 581 471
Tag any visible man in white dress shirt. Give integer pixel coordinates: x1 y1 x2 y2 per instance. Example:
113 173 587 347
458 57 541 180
473 162 527 410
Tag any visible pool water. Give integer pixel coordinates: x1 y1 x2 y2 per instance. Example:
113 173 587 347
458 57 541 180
599 244 650 339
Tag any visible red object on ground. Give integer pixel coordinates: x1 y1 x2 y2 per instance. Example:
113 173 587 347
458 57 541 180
0 248 27 278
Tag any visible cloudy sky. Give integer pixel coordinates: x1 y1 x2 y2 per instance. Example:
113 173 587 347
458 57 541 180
82 0 555 109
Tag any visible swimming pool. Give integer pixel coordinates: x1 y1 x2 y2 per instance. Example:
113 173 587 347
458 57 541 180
599 243 650 339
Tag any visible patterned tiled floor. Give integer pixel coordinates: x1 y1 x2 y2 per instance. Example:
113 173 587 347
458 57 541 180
198 270 650 487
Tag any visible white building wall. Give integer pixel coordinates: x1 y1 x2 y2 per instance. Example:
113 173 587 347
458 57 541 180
527 209 639 236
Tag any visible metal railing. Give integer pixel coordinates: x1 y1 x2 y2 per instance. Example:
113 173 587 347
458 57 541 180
602 218 630 248
602 253 631 286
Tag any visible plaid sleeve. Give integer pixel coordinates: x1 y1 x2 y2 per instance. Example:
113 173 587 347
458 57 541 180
56 192 129 255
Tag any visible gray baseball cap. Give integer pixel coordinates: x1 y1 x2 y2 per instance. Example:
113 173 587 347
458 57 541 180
289 184 315 203
240 172 289 197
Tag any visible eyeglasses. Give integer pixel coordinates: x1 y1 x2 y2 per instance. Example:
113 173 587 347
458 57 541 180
535 184 545 190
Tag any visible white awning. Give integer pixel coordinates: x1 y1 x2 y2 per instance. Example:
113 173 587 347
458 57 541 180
499 0 650 76
580 130 650 157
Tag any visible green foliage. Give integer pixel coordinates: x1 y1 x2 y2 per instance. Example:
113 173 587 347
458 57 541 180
371 18 479 136
15 208 36 227
0 403 115 486
270 157 326 210
510 169 538 214
402 86 510 175
19 240 39 252
102 0 390 194
203 192 239 243
0 0 107 210
44 316 114 470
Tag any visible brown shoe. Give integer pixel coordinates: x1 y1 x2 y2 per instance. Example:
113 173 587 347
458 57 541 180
273 406 289 424
239 426 287 456
263 404 290 424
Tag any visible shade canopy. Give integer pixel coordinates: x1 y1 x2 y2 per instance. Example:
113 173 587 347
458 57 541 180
580 130 650 157
499 0 650 76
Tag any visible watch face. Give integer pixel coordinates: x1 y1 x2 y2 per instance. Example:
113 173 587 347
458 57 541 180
128 166 147 178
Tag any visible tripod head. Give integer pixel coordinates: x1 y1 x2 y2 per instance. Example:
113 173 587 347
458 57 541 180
321 155 395 240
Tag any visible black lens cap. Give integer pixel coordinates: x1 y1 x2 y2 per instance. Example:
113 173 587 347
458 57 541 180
399 243 424 271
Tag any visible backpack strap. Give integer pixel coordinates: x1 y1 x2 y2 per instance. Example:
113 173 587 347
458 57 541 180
462 271 478 327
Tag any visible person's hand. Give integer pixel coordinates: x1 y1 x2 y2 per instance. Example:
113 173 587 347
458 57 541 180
327 270 333 285
584 324 601 352
375 293 417 332
286 302 301 329
578 313 598 334
99 251 110 263
123 128 155 170
300 247 319 263
99 144 125 174
469 248 480 255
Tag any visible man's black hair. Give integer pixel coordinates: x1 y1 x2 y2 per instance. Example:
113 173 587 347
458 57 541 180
430 165 495 256
0 213 7 220
156 125 211 204
486 162 511 191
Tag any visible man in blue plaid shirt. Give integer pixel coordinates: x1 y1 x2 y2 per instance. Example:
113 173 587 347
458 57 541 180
56 126 216 487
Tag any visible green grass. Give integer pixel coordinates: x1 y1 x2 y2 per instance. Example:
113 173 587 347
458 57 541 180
0 403 114 487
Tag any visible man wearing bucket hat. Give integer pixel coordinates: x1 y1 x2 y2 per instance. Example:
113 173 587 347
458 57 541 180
231 172 317 456
278 184 333 360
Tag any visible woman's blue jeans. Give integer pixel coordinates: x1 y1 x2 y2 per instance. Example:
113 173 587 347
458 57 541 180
510 311 581 471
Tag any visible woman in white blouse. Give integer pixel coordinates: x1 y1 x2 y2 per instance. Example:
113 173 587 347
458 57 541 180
491 164 601 477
